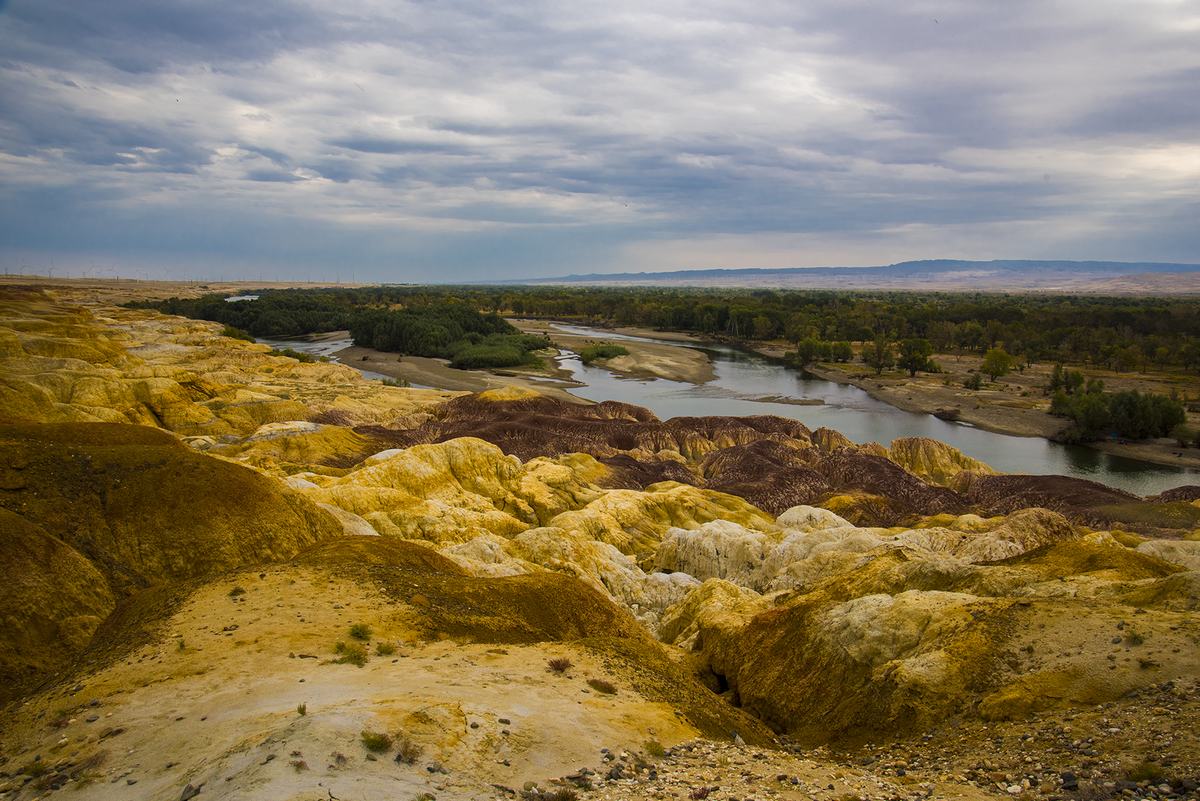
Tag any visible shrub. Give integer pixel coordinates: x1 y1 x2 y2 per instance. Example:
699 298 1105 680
449 333 547 369
220 325 255 342
578 343 629 364
228 586 246 597
349 623 372 641
963 372 983 390
268 347 319 363
547 656 573 673
644 739 666 758
586 678 617 695
394 734 423 765
374 642 396 656
334 641 368 667
361 730 393 753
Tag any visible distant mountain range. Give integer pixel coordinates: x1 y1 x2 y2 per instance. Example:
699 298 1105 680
508 259 1200 293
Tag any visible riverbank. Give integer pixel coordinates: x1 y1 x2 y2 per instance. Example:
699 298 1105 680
512 319 716 383
801 356 1200 471
521 318 1200 473
332 344 589 404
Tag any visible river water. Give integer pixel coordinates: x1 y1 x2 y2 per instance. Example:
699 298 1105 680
257 335 396 382
548 324 1197 497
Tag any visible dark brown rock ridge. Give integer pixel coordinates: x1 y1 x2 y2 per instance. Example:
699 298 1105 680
350 393 1194 531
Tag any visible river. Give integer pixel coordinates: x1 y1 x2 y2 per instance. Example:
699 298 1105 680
547 324 1197 497
259 325 1194 496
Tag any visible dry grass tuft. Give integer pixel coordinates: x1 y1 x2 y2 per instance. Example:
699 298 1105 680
360 730 392 753
587 677 617 695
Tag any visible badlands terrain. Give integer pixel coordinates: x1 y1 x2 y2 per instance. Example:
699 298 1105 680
1 284 1199 801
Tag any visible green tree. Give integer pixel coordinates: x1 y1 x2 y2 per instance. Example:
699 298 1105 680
981 347 1014 380
862 336 895 375
1115 345 1142 372
752 315 776 340
791 338 822 366
1171 423 1195 447
897 338 935 377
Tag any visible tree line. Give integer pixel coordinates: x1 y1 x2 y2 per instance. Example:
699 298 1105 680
133 291 548 369
134 285 1200 374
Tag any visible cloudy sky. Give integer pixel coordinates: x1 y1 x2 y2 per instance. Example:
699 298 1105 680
1 1 1198 281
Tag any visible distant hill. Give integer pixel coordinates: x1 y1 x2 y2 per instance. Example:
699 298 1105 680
509 259 1200 293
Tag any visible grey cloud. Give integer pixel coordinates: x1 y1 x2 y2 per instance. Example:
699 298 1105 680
0 0 1197 278
328 136 471 155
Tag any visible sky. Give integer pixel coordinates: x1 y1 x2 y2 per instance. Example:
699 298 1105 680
1 1 1198 282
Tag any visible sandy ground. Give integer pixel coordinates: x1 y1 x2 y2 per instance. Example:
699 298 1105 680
514 320 716 383
334 344 588 404
0 567 696 801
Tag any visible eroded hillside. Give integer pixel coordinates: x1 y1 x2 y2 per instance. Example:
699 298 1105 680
1 286 1198 801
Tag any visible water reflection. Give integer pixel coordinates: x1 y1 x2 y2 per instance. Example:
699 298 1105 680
257 336 401 383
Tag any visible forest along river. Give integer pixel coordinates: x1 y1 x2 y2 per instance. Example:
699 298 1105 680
548 324 1198 497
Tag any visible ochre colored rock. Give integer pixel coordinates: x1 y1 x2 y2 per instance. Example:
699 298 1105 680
888 436 996 486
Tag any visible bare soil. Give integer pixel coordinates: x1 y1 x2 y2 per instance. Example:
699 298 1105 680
513 320 716 384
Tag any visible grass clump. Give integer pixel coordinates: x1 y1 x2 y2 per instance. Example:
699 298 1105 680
547 656 573 673
644 739 666 758
334 641 368 667
228 586 246 597
579 343 629 364
394 734 423 765
1127 760 1165 782
361 730 393 753
586 677 617 695
374 641 396 656
296 702 307 716
349 623 372 641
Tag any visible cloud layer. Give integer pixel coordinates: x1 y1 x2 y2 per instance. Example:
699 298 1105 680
1 0 1198 280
